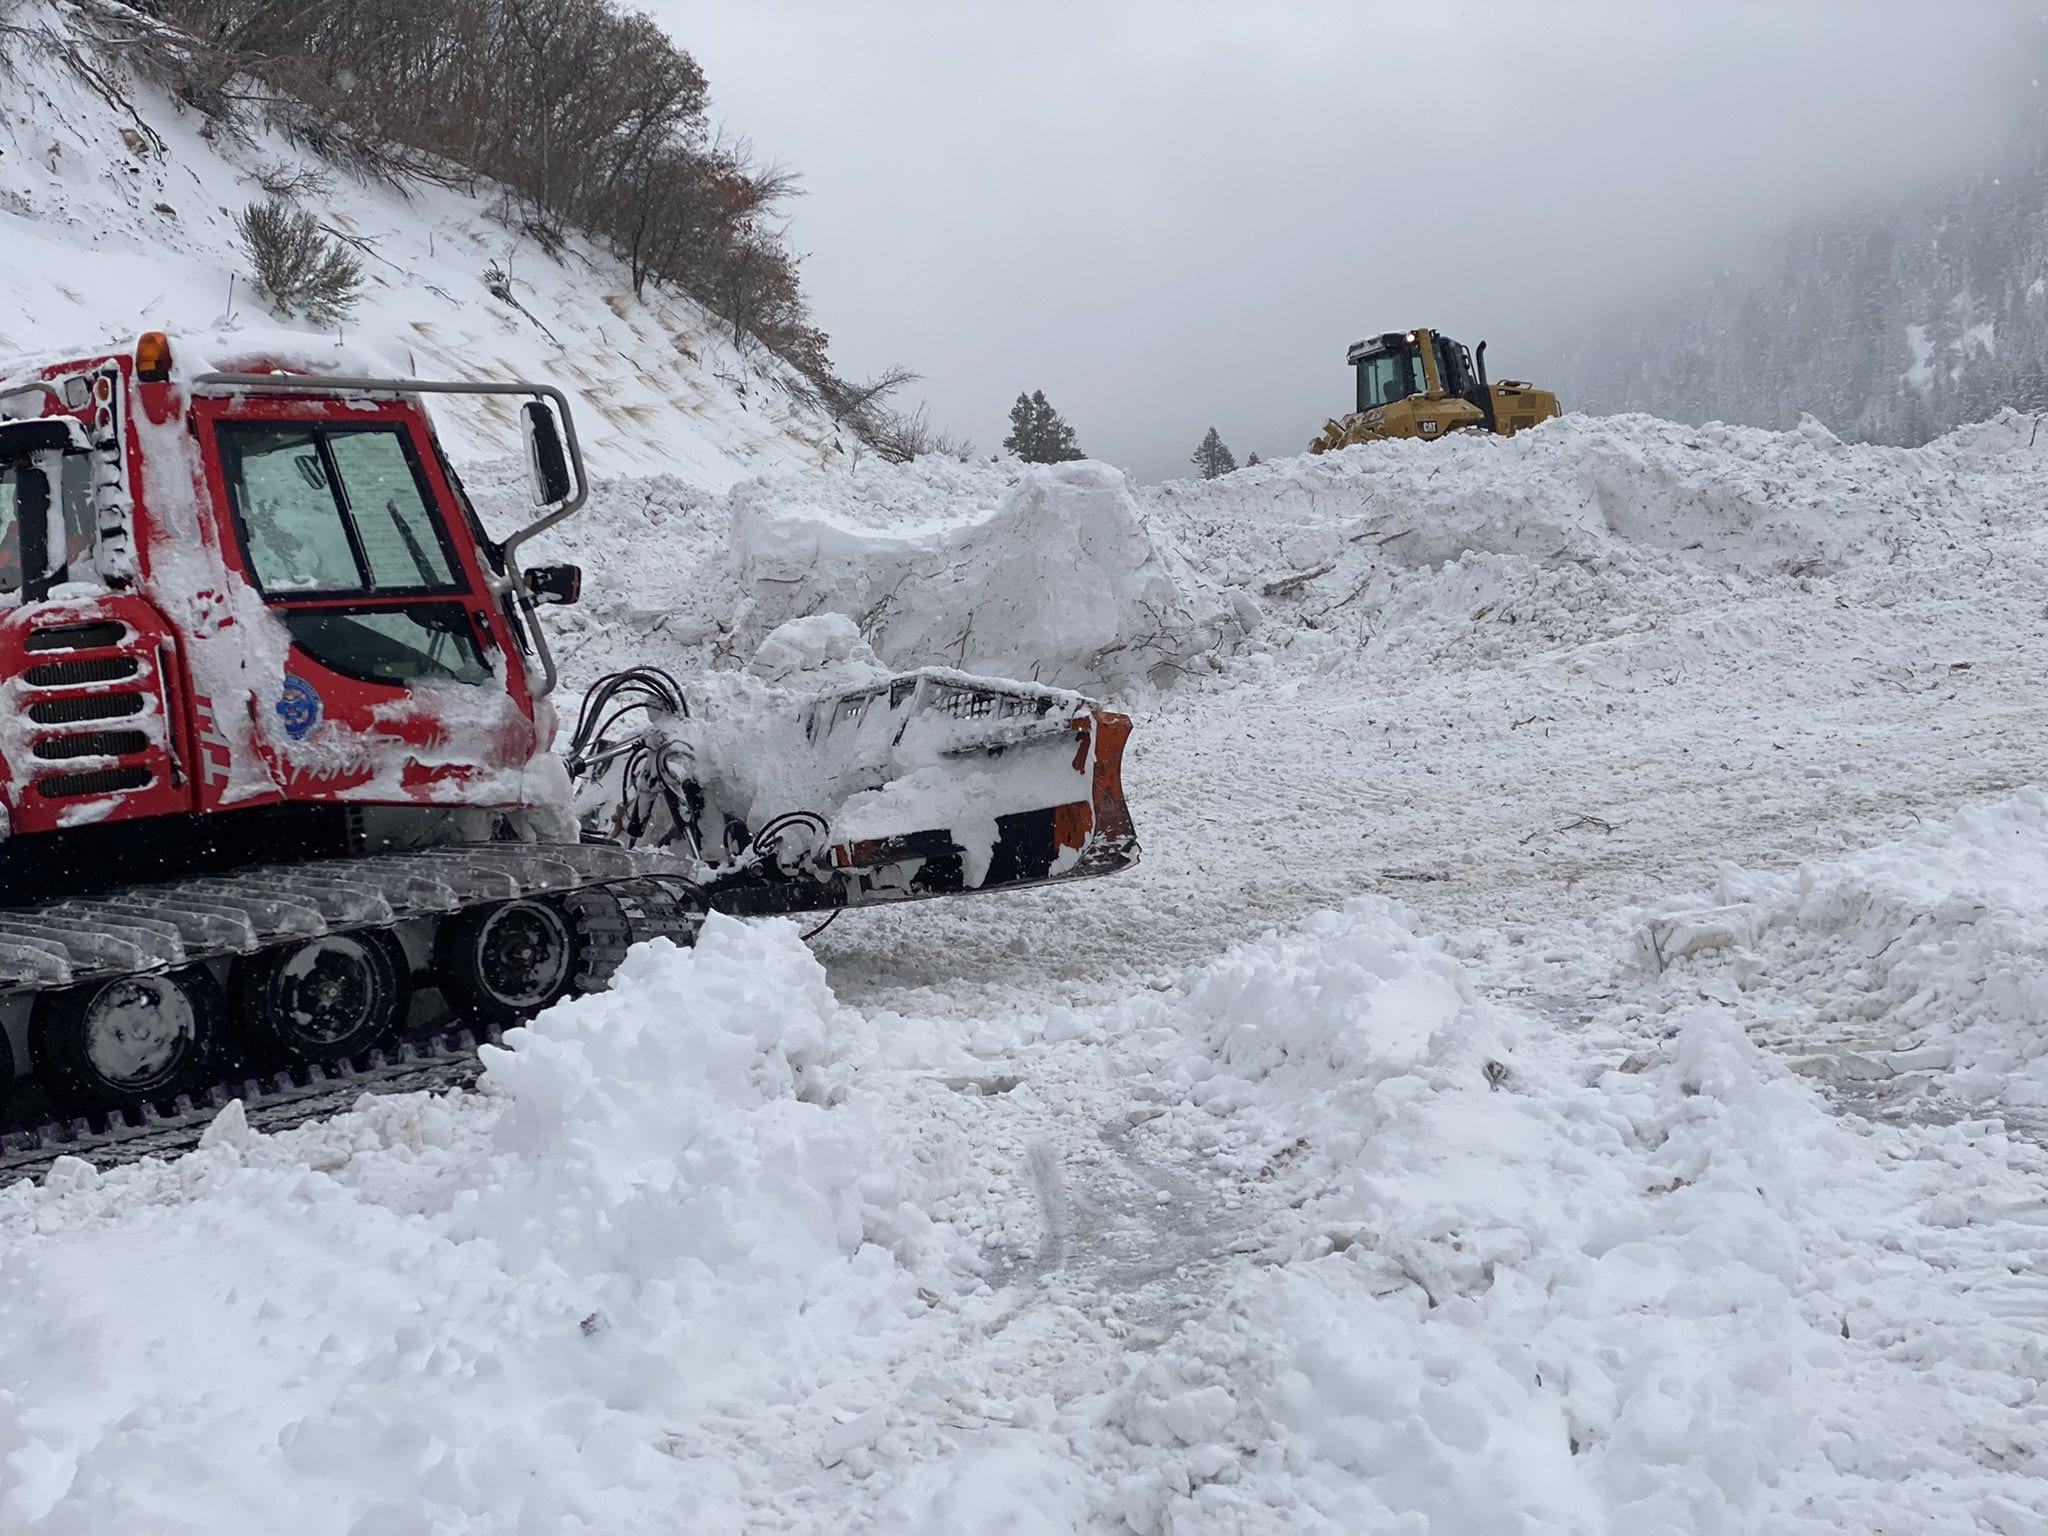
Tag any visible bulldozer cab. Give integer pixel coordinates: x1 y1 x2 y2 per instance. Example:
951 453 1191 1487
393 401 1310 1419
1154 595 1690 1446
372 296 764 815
1350 330 1480 412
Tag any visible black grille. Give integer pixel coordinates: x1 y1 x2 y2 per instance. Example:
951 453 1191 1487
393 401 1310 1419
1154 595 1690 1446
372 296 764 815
22 656 141 687
26 692 145 726
36 765 152 799
32 730 150 761
937 689 996 720
24 621 126 653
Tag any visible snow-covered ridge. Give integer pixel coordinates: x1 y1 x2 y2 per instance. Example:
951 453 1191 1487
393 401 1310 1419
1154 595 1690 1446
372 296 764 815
0 4 842 487
528 403 2048 706
1147 407 2048 588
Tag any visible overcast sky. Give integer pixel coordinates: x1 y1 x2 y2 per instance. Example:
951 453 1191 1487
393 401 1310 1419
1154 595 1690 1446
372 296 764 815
648 2 2035 481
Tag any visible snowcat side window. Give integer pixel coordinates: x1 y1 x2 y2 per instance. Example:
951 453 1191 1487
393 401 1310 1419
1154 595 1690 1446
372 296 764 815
1 455 95 601
217 423 464 598
57 454 94 581
0 472 18 599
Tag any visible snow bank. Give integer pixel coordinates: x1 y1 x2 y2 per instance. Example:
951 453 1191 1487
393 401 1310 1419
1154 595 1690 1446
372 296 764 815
1102 899 2048 1532
1647 787 2048 1113
0 918 961 1533
1148 412 2009 584
726 457 1248 689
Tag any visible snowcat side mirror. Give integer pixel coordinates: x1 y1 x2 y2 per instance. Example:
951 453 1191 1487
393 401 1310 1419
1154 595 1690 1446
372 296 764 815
521 400 573 506
524 562 582 606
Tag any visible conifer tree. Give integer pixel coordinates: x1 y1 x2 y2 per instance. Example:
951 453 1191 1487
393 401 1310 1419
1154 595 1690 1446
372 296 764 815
1191 426 1237 479
1003 390 1085 462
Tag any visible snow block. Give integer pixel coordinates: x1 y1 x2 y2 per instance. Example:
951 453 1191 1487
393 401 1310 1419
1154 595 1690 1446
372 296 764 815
728 459 1244 689
1643 905 1759 973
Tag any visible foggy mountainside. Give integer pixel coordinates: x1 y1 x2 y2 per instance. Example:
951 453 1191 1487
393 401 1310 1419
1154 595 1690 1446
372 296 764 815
1556 132 2048 442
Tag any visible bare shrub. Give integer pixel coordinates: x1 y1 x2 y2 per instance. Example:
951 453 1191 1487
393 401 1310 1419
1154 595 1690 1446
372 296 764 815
235 196 364 325
252 159 333 201
870 403 973 463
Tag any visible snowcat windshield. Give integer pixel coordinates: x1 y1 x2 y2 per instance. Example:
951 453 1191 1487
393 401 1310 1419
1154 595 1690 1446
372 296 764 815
216 422 463 598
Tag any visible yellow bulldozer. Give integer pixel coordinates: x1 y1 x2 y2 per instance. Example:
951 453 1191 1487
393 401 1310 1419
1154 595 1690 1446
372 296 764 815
1308 328 1560 453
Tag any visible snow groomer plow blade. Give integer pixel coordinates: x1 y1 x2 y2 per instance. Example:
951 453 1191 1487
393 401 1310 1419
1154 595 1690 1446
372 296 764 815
566 668 1140 917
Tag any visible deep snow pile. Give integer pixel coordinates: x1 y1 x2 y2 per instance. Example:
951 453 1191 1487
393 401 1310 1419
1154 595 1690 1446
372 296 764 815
7 901 2046 1532
725 458 1249 689
1642 788 2048 1116
0 5 840 486
510 455 1253 697
1149 410 2048 585
1139 409 2048 687
538 405 2048 711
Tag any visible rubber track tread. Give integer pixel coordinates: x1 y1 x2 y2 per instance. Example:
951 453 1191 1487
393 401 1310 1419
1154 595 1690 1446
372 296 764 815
0 842 678 994
0 1022 504 1181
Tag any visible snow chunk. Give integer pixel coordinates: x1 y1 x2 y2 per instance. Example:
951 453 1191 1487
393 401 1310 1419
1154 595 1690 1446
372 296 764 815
466 914 926 1283
729 458 1244 690
747 613 888 687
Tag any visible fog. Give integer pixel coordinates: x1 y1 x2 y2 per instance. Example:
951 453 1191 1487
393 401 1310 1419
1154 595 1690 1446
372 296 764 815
649 2 2035 480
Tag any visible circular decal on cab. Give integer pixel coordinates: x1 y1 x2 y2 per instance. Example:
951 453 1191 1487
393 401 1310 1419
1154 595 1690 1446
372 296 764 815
277 674 323 741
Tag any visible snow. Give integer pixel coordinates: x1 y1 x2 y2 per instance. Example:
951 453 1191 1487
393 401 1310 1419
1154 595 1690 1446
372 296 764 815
11 12 2048 1529
13 397 2048 1529
727 458 1245 690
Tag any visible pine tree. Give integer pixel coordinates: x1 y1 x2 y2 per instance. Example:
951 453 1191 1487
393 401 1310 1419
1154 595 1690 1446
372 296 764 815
1003 390 1085 463
1245 451 1262 467
1191 426 1237 479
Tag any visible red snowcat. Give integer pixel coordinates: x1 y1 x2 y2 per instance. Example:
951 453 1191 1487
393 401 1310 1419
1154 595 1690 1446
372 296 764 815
0 333 1136 1136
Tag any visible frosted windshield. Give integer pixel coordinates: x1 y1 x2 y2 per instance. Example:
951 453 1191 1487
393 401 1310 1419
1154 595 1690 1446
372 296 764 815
216 423 461 597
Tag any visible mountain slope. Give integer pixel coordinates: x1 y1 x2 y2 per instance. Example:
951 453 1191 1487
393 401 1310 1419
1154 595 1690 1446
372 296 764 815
0 3 844 486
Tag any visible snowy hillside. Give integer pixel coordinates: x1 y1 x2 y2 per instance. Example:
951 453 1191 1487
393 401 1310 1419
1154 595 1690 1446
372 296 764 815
0 8 843 486
9 396 2048 1531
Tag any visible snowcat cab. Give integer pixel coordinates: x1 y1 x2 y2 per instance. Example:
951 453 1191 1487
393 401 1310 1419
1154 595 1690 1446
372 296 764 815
1308 328 1560 452
0 333 1138 1134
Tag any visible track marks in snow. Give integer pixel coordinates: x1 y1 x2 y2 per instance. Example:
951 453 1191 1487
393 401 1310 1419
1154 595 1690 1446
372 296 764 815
1003 1123 1260 1346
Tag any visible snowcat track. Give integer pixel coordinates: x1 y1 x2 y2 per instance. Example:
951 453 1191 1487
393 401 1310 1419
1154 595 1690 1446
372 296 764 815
0 842 683 996
0 1020 504 1180
0 844 707 1178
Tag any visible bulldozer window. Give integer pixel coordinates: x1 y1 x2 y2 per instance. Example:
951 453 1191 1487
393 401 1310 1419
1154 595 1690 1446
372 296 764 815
1357 352 1420 412
217 423 463 598
1434 337 1476 397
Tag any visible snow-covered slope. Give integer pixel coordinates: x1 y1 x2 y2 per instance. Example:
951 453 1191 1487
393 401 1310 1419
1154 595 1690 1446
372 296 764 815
0 6 843 486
